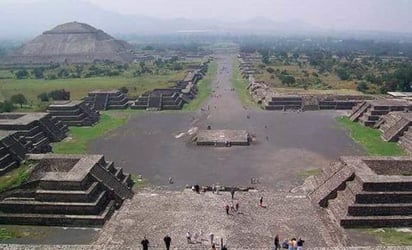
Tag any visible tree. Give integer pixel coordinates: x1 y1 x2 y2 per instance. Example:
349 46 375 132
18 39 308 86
280 75 296 86
37 92 49 102
48 89 70 100
119 86 129 94
10 93 27 108
356 81 369 93
0 101 15 113
336 67 351 81
15 69 29 79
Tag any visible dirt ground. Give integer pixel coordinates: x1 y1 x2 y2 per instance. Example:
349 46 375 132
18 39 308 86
86 54 378 249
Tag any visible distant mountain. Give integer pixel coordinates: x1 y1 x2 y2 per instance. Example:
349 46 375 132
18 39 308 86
0 0 317 40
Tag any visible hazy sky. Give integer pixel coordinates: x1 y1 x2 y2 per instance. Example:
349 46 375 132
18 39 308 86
1 0 412 33
87 0 411 32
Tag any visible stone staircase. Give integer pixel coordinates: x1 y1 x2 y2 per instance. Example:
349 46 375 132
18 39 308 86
349 102 370 122
265 96 303 111
47 101 100 126
147 93 162 111
0 154 133 227
311 156 412 228
398 128 412 155
381 115 411 142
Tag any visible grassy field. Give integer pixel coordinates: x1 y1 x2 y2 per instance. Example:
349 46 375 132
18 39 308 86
232 60 260 108
0 71 185 103
336 116 405 156
0 163 31 193
183 61 217 111
53 110 136 154
364 228 412 246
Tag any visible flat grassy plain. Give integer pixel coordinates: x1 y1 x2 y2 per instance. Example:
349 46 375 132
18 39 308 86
53 110 137 154
0 71 185 103
183 61 217 111
337 116 405 156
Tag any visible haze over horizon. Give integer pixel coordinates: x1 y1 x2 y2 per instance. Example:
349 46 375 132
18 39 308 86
1 0 412 39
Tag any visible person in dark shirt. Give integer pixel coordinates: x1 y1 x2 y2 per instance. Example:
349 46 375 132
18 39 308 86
274 234 280 250
141 236 149 250
297 237 305 250
164 235 171 250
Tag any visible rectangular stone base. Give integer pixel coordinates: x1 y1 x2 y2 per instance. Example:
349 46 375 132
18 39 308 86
196 130 250 146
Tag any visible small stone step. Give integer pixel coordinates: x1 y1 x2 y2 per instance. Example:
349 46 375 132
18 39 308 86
356 191 412 204
0 200 116 227
348 203 412 216
341 215 412 228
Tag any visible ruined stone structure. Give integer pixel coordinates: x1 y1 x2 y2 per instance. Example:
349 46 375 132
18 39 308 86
265 95 303 110
376 112 412 154
349 99 412 127
0 113 68 153
195 130 250 146
238 54 261 78
47 100 100 126
131 63 207 111
1 22 134 66
83 90 129 111
0 131 26 175
0 154 133 226
310 156 412 228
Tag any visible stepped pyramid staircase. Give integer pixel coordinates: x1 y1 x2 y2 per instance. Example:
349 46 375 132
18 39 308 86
310 156 412 228
0 154 133 226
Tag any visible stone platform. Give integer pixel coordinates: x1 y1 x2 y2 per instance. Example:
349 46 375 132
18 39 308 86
0 154 133 227
83 90 128 111
0 113 68 153
309 156 412 228
0 131 26 175
195 129 250 146
350 99 412 127
47 100 100 126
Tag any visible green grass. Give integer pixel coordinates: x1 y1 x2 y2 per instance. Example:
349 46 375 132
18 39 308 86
131 174 150 190
297 168 321 180
365 228 412 246
336 116 405 156
0 163 31 193
0 72 185 104
232 60 260 108
183 61 218 111
53 110 135 154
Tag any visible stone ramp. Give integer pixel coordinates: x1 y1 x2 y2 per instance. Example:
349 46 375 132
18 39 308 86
349 102 370 122
381 114 412 142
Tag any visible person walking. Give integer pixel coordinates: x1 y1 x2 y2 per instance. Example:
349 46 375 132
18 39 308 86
235 202 239 212
186 231 192 244
274 234 280 250
259 196 263 207
230 189 235 199
209 233 214 244
141 236 149 250
225 204 230 215
164 235 171 250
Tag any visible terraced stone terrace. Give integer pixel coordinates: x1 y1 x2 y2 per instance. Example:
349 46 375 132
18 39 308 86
0 112 68 153
309 156 412 228
47 100 100 127
0 154 133 227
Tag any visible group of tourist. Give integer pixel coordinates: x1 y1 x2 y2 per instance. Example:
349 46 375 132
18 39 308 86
141 235 171 250
274 234 305 250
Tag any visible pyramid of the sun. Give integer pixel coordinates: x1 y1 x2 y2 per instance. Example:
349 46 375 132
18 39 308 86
2 22 135 65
